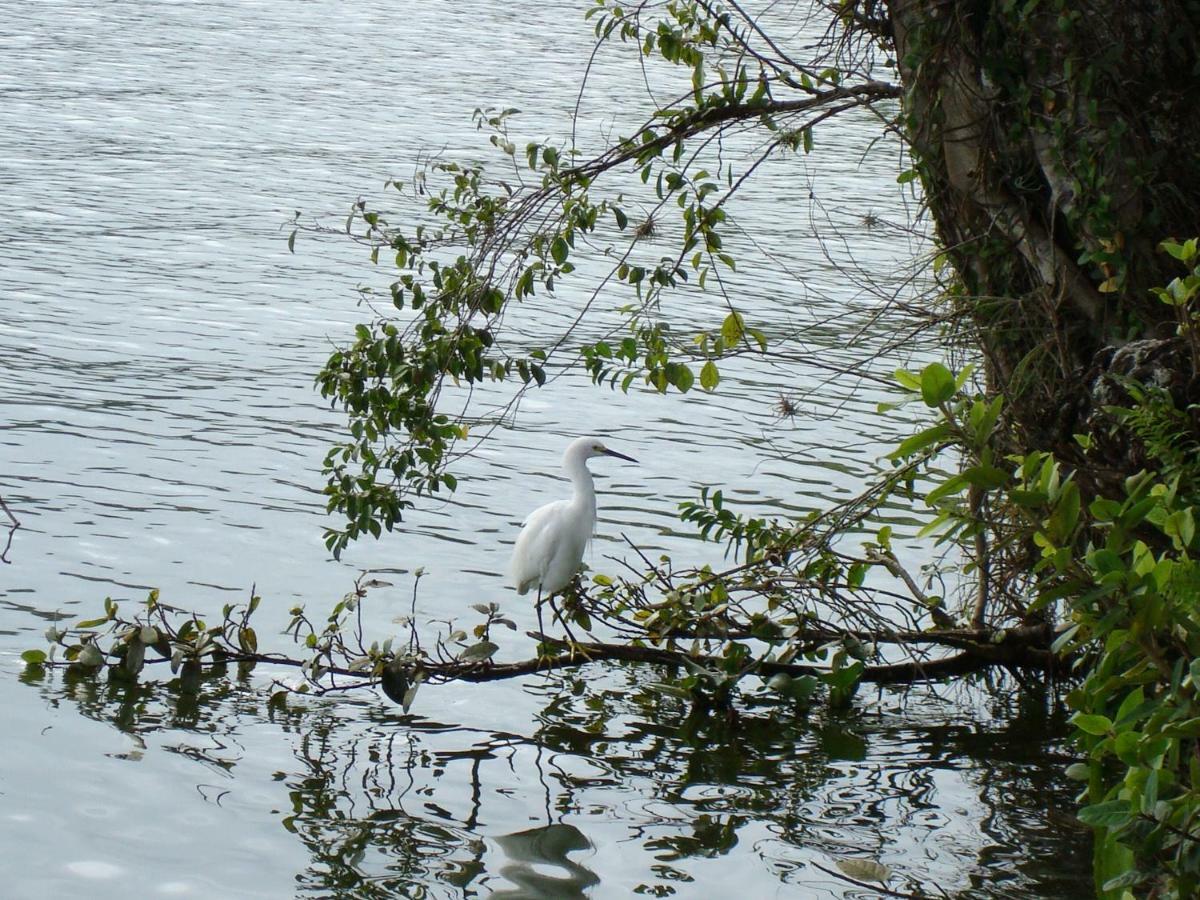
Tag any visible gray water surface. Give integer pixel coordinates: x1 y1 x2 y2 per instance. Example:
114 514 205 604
1 1 1089 896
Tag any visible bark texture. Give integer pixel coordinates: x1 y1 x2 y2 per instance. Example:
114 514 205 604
884 0 1200 449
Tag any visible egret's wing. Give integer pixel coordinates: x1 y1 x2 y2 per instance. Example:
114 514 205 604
510 500 569 594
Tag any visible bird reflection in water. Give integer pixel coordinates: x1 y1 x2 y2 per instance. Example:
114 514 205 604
490 823 600 898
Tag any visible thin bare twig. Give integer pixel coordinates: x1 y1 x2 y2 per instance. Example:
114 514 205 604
0 493 19 564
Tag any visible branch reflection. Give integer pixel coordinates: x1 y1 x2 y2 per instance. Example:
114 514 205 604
19 664 1091 898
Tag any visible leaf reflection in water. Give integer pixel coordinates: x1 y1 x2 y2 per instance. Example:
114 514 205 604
17 664 1091 898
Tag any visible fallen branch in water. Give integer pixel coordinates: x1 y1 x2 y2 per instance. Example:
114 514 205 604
373 625 1057 687
117 624 1058 700
20 574 1063 714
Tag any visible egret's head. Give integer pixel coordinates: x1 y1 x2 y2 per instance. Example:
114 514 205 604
595 440 637 463
573 437 638 464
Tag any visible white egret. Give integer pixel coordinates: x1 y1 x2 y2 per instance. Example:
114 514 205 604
510 436 637 640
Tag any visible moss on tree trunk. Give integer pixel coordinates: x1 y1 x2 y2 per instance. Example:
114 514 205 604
886 0 1200 450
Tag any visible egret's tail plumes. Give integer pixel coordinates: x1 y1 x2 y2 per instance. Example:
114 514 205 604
510 564 536 596
509 509 544 596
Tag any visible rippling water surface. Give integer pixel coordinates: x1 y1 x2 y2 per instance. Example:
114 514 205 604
1 1 1089 896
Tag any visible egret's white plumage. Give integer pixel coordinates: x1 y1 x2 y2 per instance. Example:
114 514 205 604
510 437 637 628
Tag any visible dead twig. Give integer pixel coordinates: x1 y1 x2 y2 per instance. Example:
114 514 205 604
0 493 19 564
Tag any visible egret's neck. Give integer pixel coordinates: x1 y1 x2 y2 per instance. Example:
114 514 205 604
564 450 597 518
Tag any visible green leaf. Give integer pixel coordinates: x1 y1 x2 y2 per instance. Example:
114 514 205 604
926 473 968 505
1163 717 1200 737
746 327 768 352
822 660 864 690
1094 830 1135 895
889 422 950 460
720 311 745 344
550 236 569 265
968 396 1003 443
670 364 694 393
124 638 146 676
77 642 104 667
1010 488 1049 509
1140 736 1169 768
1114 687 1145 726
700 360 720 391
238 626 258 654
846 561 867 589
919 362 955 407
1077 799 1132 829
1113 731 1140 766
1120 497 1159 528
21 649 47 666
1090 498 1123 522
1101 870 1147 892
1160 238 1194 262
1164 507 1196 548
1050 623 1081 653
961 465 1010 490
459 641 498 662
1073 713 1114 736
1048 481 1081 543
1065 762 1091 781
402 681 421 714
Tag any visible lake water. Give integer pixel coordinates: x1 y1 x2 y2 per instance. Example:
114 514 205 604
0 1 1091 896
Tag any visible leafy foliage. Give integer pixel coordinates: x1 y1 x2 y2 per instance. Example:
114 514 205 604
904 241 1200 899
1033 455 1200 899
24 364 1067 724
301 4 900 558
1046 245 1200 899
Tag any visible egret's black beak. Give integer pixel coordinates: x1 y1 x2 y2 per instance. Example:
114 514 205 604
603 448 638 463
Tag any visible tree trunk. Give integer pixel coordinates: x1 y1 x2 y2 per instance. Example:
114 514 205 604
886 0 1200 450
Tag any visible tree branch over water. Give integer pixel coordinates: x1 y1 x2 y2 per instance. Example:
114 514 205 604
20 571 1060 715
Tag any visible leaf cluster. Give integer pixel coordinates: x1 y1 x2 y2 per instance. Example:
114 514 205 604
303 0 898 558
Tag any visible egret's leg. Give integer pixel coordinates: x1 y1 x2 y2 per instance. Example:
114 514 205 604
535 586 546 639
533 588 558 667
547 593 581 647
